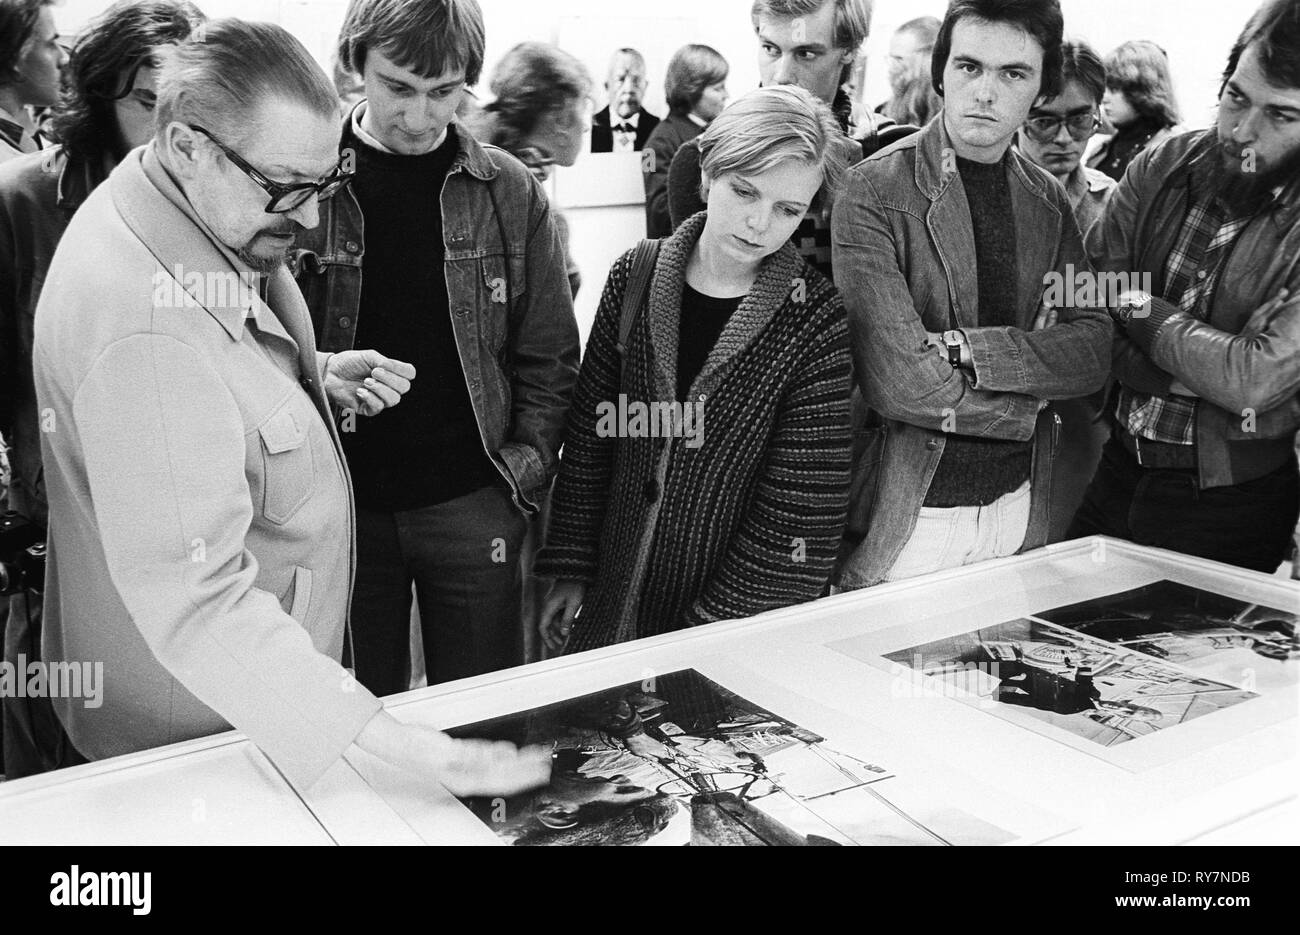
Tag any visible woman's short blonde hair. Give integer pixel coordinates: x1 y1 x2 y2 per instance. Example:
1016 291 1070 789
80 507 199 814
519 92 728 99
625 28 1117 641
697 85 848 203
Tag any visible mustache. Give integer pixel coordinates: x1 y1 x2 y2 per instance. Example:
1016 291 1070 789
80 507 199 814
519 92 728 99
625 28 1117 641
259 221 301 236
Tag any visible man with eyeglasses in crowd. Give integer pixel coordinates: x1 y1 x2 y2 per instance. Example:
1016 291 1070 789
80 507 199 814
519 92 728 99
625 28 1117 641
32 18 548 794
1015 39 1116 540
292 0 578 694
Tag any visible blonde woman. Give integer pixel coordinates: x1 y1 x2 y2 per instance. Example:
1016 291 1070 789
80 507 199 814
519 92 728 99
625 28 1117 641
538 85 852 653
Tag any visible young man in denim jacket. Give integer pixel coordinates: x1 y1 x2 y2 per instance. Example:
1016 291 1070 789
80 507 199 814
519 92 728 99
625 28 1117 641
293 0 579 692
832 0 1112 588
1069 0 1300 573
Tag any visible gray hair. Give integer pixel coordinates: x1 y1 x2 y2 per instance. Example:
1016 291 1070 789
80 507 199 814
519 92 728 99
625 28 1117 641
155 18 340 146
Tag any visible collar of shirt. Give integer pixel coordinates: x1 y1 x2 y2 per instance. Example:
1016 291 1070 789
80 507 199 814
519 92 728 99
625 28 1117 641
351 101 398 154
686 112 707 129
0 105 39 153
613 110 640 131
140 143 286 336
1063 163 1114 204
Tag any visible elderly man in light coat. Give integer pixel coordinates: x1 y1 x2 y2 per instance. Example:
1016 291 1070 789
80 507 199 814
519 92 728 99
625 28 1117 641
32 18 547 794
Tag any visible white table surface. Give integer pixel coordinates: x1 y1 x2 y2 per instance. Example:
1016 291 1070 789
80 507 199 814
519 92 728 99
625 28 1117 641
2 537 1295 845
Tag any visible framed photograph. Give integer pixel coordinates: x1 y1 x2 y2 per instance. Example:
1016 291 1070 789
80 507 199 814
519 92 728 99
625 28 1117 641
446 667 1024 845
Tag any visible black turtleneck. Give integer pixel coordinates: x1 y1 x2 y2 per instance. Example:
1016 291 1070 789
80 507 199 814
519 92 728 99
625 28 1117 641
924 153 1033 508
341 120 500 510
1094 117 1168 182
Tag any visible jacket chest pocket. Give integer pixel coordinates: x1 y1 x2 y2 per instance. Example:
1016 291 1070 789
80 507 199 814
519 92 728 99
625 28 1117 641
256 399 316 525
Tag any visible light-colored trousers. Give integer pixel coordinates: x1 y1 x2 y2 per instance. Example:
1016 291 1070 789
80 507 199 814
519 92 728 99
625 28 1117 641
885 482 1031 583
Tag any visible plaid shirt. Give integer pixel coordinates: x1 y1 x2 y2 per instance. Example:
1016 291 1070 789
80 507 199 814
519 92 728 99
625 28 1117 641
1117 194 1255 444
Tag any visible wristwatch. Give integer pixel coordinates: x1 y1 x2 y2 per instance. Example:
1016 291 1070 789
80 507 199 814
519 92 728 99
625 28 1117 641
942 330 967 367
1112 291 1153 327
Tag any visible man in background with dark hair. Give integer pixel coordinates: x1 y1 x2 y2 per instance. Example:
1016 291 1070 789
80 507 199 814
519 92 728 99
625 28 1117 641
590 47 658 152
0 0 201 779
833 0 1111 589
34 17 546 794
875 15 940 123
294 0 578 694
1070 0 1300 573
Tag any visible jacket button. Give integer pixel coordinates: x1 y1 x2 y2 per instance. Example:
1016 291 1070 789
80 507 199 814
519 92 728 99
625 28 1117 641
344 240 360 253
450 232 466 243
457 306 471 317
644 479 659 503
926 439 940 451
338 316 351 328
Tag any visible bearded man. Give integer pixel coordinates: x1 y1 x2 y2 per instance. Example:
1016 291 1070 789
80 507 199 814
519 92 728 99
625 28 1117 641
1069 0 1300 573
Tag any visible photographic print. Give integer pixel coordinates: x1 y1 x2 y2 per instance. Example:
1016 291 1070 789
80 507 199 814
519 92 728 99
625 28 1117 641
884 618 1259 748
1034 580 1298 693
447 668 1013 846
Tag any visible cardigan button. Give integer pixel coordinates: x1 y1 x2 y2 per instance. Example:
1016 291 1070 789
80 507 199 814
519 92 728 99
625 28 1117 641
926 439 940 451
338 316 351 329
643 480 659 503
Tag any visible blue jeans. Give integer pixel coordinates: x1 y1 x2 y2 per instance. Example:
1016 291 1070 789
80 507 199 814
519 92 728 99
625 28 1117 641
1068 437 1299 573
349 485 529 695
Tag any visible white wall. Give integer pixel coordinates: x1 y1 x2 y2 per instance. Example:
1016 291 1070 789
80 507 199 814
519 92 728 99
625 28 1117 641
54 0 1258 129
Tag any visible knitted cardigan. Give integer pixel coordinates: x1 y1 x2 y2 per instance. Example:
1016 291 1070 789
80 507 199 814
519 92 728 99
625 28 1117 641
535 212 852 652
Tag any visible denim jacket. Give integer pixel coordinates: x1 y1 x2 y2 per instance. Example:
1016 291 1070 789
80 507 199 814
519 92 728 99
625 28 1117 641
291 115 580 513
1087 129 1300 489
832 116 1112 588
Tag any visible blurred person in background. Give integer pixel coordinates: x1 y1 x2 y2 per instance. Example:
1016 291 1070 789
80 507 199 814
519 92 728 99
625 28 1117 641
1088 39 1180 181
643 43 728 238
537 86 853 653
591 47 658 153
0 0 202 779
472 40 591 296
0 0 66 162
889 69 943 127
875 15 939 124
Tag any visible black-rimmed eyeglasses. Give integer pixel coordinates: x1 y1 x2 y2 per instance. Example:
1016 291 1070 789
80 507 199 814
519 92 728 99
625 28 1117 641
1022 112 1102 144
188 125 353 214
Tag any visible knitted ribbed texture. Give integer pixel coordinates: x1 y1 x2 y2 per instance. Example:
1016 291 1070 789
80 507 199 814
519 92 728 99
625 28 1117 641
535 212 852 652
924 156 1033 507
